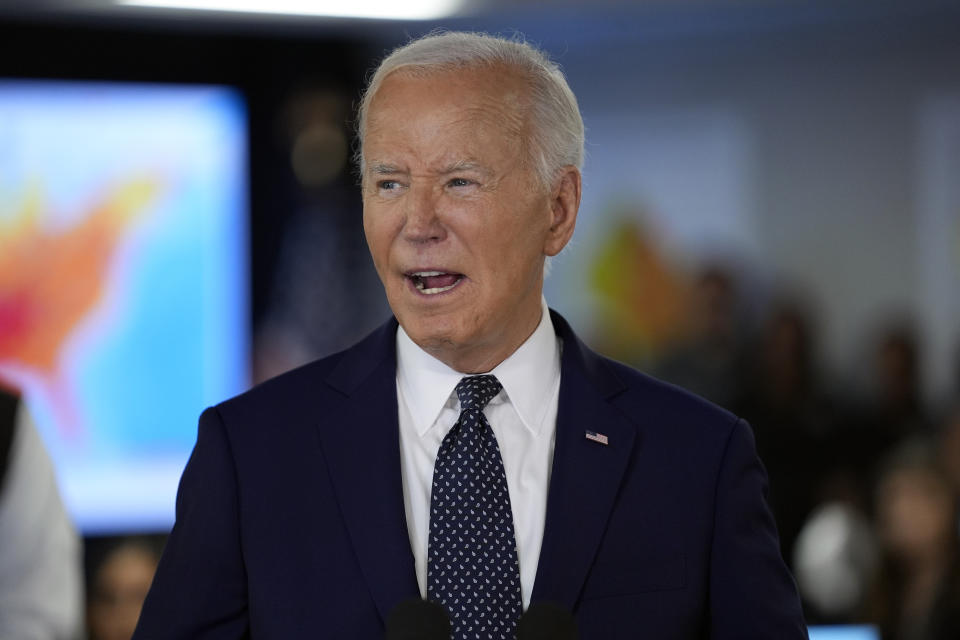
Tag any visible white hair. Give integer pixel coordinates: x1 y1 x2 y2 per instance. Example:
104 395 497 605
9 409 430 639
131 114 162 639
355 30 584 190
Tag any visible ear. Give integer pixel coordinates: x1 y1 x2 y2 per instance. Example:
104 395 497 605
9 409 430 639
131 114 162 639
543 166 581 257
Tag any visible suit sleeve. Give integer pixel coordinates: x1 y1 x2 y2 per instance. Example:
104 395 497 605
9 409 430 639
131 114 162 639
708 418 808 639
133 407 250 640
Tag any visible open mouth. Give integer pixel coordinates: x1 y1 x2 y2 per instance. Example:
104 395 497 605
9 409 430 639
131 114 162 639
406 270 464 295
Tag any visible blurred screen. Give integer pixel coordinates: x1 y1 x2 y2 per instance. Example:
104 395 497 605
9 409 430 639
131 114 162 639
808 626 880 640
0 80 249 534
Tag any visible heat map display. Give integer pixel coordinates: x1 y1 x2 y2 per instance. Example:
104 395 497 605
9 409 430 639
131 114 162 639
0 80 249 533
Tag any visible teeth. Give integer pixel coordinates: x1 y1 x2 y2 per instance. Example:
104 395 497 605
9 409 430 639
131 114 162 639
418 282 458 295
409 271 462 295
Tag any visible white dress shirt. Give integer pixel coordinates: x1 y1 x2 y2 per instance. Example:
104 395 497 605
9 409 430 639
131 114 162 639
396 301 561 608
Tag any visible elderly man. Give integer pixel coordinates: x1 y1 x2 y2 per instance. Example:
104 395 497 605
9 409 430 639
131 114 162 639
134 31 807 639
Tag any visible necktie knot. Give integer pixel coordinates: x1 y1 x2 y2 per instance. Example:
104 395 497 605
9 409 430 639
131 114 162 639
455 374 502 412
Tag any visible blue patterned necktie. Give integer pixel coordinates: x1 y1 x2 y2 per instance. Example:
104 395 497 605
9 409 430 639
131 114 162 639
427 375 523 639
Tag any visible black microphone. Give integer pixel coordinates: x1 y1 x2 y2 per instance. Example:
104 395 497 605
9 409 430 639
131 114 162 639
385 599 451 640
516 602 578 640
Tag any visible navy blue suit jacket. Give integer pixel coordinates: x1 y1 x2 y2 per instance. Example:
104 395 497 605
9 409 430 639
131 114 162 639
134 311 807 639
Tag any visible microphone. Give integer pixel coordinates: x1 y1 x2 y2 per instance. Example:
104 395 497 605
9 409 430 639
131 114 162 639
385 599 451 640
516 602 578 640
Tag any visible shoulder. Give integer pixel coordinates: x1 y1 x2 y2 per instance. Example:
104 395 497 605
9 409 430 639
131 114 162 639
605 355 738 428
552 309 740 443
212 316 398 428
221 351 347 413
602 354 746 462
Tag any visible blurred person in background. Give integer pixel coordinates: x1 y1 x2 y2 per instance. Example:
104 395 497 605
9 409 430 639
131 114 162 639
938 406 960 527
864 440 960 640
825 323 934 524
735 300 839 567
655 264 749 410
0 387 83 640
87 538 162 640
865 325 931 448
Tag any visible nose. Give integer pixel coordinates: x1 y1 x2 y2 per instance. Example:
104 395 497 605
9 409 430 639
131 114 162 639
401 183 446 243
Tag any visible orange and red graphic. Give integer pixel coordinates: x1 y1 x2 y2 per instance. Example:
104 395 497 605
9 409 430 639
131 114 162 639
0 179 159 436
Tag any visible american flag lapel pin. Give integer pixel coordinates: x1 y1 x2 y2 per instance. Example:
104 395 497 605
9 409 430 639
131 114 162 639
585 430 609 445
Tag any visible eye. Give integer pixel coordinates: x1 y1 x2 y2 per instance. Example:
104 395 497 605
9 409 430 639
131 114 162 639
447 177 474 188
377 180 401 191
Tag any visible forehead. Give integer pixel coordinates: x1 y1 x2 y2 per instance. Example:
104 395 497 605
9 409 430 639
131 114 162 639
363 66 529 163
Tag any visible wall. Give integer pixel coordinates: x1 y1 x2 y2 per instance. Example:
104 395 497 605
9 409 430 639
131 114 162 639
510 7 960 401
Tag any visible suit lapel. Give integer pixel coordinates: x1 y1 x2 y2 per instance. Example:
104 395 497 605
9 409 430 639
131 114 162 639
315 319 420 624
531 312 637 610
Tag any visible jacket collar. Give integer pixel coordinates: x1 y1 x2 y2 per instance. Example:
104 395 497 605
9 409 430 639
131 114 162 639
530 310 637 610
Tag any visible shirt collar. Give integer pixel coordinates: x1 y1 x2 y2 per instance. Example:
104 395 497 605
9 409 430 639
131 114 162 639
396 299 560 438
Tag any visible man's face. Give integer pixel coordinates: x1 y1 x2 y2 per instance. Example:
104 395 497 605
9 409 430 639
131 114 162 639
362 66 576 372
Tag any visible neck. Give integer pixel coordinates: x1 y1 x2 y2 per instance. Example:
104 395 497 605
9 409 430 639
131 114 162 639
427 306 544 374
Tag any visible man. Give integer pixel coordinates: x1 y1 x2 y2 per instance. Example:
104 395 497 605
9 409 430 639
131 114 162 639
134 31 807 638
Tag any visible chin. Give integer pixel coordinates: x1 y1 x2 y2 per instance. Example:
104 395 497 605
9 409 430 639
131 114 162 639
398 312 459 349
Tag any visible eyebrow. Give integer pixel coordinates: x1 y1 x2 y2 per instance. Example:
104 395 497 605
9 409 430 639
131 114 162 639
441 161 492 177
366 160 493 177
368 163 404 175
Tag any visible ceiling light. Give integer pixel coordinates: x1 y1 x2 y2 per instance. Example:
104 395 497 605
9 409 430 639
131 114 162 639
116 0 464 21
